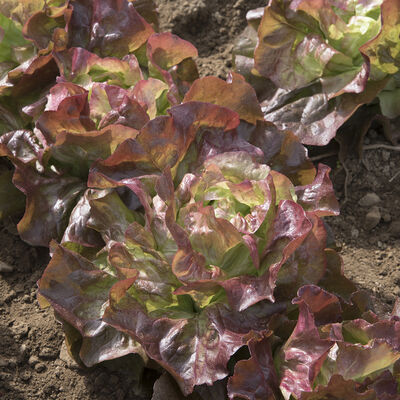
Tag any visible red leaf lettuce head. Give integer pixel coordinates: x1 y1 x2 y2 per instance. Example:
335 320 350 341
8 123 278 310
37 84 340 394
234 0 400 144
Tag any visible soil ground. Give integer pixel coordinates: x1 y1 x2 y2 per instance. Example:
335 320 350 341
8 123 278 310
1 1 399 399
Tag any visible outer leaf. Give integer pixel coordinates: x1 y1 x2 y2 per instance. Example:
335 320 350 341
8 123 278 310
276 215 328 302
67 0 154 57
22 0 68 50
38 243 145 366
183 74 264 124
243 121 316 186
13 164 85 246
361 0 400 76
147 32 197 71
263 78 388 145
295 164 339 217
146 32 199 100
277 301 334 399
104 283 274 395
300 374 377 400
227 332 280 400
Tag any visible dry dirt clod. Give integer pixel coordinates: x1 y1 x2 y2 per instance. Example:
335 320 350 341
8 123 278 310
39 346 59 360
34 363 46 373
365 206 381 231
358 192 381 207
28 355 39 366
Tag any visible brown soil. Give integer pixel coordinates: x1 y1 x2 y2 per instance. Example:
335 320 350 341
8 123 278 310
1 1 399 399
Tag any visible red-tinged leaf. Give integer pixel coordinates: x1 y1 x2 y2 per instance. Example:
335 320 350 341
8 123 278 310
146 32 198 100
0 129 43 164
78 324 145 367
361 370 399 400
45 82 88 112
36 90 93 144
0 0 46 26
97 101 240 178
13 165 85 247
22 1 69 50
295 164 339 217
276 215 328 301
342 318 400 352
53 124 139 165
277 301 335 399
89 83 149 130
260 199 312 276
87 190 140 243
334 340 400 382
67 0 154 57
300 374 376 400
246 121 316 186
6 53 59 99
217 199 313 311
220 274 276 312
104 286 273 395
228 332 280 400
130 0 159 30
38 243 144 366
131 78 169 119
147 32 197 71
54 47 143 88
293 285 342 326
263 78 388 146
178 203 244 267
183 74 264 124
61 189 104 249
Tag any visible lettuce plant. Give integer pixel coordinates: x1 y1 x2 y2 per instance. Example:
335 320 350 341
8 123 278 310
234 0 400 145
228 285 400 399
2 1 399 398
35 74 351 395
0 0 199 243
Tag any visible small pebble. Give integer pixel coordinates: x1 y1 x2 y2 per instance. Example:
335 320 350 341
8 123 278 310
350 227 359 239
18 344 28 363
365 206 381 231
34 363 46 373
22 295 31 303
7 358 17 368
39 346 58 360
358 192 381 207
28 355 39 366
20 371 31 382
